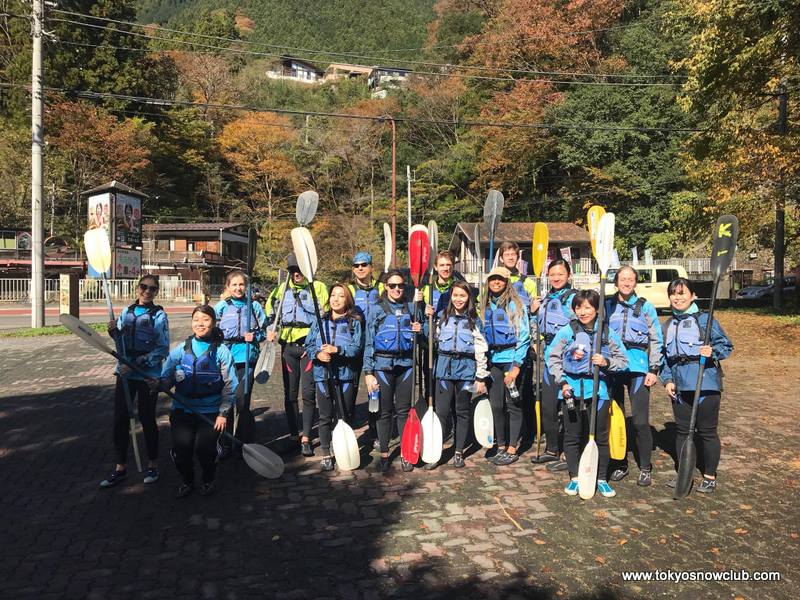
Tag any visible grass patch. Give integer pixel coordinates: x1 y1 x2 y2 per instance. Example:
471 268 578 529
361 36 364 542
718 305 800 326
0 321 107 338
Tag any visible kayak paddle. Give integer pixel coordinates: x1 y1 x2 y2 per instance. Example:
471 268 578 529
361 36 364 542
421 220 443 465
531 222 548 460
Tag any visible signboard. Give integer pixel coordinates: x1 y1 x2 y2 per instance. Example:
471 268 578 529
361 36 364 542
114 247 142 279
87 193 112 236
114 193 142 249
560 246 572 264
16 231 32 250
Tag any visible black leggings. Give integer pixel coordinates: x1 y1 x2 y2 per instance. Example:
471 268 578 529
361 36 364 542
672 391 721 477
113 377 159 465
169 409 218 485
376 366 414 453
563 398 610 479
540 364 562 455
609 373 653 471
434 380 471 452
280 342 316 437
221 364 255 448
488 363 523 449
315 379 356 453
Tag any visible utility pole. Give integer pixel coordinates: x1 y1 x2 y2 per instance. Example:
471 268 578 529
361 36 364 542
31 0 45 327
406 165 412 235
774 82 787 310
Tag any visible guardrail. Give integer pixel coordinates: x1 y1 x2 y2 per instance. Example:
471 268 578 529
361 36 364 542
457 256 736 276
0 278 201 303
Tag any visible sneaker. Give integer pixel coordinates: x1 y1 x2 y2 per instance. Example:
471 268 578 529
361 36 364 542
400 457 414 472
493 452 520 466
697 478 717 493
200 481 216 496
637 469 652 487
453 452 465 468
175 483 193 498
143 468 159 484
301 441 314 457
379 456 391 472
423 461 437 471
485 447 499 462
610 467 629 482
531 452 558 464
597 480 616 498
217 444 232 461
99 469 127 488
372 439 381 452
564 479 579 496
320 456 335 472
546 460 568 472
665 476 677 489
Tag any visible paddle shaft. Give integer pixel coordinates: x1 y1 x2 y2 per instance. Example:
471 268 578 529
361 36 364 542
685 277 721 438
588 274 608 439
533 278 542 454
427 278 435 407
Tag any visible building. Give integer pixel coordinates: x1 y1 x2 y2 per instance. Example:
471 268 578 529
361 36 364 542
266 56 324 84
368 66 411 98
142 222 250 293
323 62 374 81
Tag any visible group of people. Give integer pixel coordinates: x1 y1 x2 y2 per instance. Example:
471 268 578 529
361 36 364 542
98 240 733 500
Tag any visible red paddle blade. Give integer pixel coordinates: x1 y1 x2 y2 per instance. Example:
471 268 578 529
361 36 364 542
401 408 421 463
408 225 430 289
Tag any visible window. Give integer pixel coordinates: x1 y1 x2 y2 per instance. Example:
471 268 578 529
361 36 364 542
168 238 175 251
656 269 678 283
638 270 652 284
187 242 195 252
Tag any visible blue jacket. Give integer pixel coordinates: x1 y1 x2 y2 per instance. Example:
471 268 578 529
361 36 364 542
604 294 663 375
213 297 267 365
160 337 239 415
114 303 170 380
545 319 628 408
481 298 530 367
305 314 363 382
659 306 732 393
430 311 491 382
363 299 420 372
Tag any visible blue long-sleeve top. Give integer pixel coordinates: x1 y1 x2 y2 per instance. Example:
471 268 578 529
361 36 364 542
659 305 733 393
482 299 530 367
304 314 363 382
363 300 421 372
213 297 267 365
604 293 663 375
113 304 170 380
160 337 239 415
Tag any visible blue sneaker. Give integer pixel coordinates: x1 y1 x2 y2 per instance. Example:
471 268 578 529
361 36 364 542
143 468 159 484
564 479 579 496
597 480 616 498
99 469 127 488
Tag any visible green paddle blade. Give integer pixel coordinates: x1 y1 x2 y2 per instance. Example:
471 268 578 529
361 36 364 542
84 228 112 273
296 190 319 227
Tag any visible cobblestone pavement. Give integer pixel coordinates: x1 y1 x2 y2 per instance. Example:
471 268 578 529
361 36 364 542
1 312 796 599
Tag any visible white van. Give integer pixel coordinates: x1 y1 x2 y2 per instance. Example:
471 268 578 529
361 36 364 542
605 264 689 310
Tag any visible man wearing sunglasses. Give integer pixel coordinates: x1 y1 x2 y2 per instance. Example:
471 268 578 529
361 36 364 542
265 254 329 455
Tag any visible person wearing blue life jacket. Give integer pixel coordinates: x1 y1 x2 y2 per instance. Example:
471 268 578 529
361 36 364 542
304 283 364 471
363 269 423 473
347 252 383 447
604 265 663 487
101 274 170 489
546 289 628 498
660 278 732 494
529 259 577 471
160 305 239 498
479 266 531 466
429 281 489 468
265 253 329 456
214 269 267 457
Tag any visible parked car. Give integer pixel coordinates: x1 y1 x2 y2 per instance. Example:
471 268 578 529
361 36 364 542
605 264 689 310
736 276 797 300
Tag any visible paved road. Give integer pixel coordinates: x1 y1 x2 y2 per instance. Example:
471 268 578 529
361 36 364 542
0 311 795 599
0 303 195 330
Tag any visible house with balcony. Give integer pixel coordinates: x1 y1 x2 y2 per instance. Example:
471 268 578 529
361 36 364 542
266 56 324 84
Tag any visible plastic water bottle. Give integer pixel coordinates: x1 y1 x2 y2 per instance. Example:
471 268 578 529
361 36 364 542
175 366 186 383
368 388 380 413
465 382 478 393
505 376 520 400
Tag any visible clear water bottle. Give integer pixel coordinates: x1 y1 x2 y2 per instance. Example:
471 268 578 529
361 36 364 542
368 388 380 413
505 375 520 400
465 382 478 393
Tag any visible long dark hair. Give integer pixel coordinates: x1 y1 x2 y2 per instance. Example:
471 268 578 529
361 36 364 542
191 304 224 344
441 281 477 329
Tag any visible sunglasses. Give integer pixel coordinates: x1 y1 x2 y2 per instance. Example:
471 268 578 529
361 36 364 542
139 284 158 293
385 282 404 290
353 262 370 268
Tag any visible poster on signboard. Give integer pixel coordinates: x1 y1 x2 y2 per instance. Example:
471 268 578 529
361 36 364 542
87 193 112 236
560 246 572 264
114 193 142 248
16 231 31 250
114 248 142 279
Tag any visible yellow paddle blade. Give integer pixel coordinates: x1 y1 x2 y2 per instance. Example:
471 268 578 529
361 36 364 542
84 228 112 273
532 222 549 278
587 205 606 259
609 400 627 460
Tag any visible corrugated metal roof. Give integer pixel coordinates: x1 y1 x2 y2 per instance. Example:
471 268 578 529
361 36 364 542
455 222 591 244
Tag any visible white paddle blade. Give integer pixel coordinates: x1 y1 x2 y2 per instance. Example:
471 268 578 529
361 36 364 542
421 407 443 464
242 443 285 479
427 220 438 261
84 228 112 273
290 227 318 282
296 190 319 226
59 313 114 355
254 342 276 384
577 439 599 499
383 222 392 272
594 213 616 275
473 397 494 448
332 422 360 471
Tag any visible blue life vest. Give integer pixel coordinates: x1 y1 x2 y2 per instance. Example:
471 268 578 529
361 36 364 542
512 276 531 307
353 285 380 317
483 304 517 350
563 321 610 376
437 314 475 357
175 337 224 398
374 300 413 356
280 285 316 328
664 314 703 365
219 298 261 342
121 303 163 356
608 297 649 350
540 289 576 344
323 316 355 350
